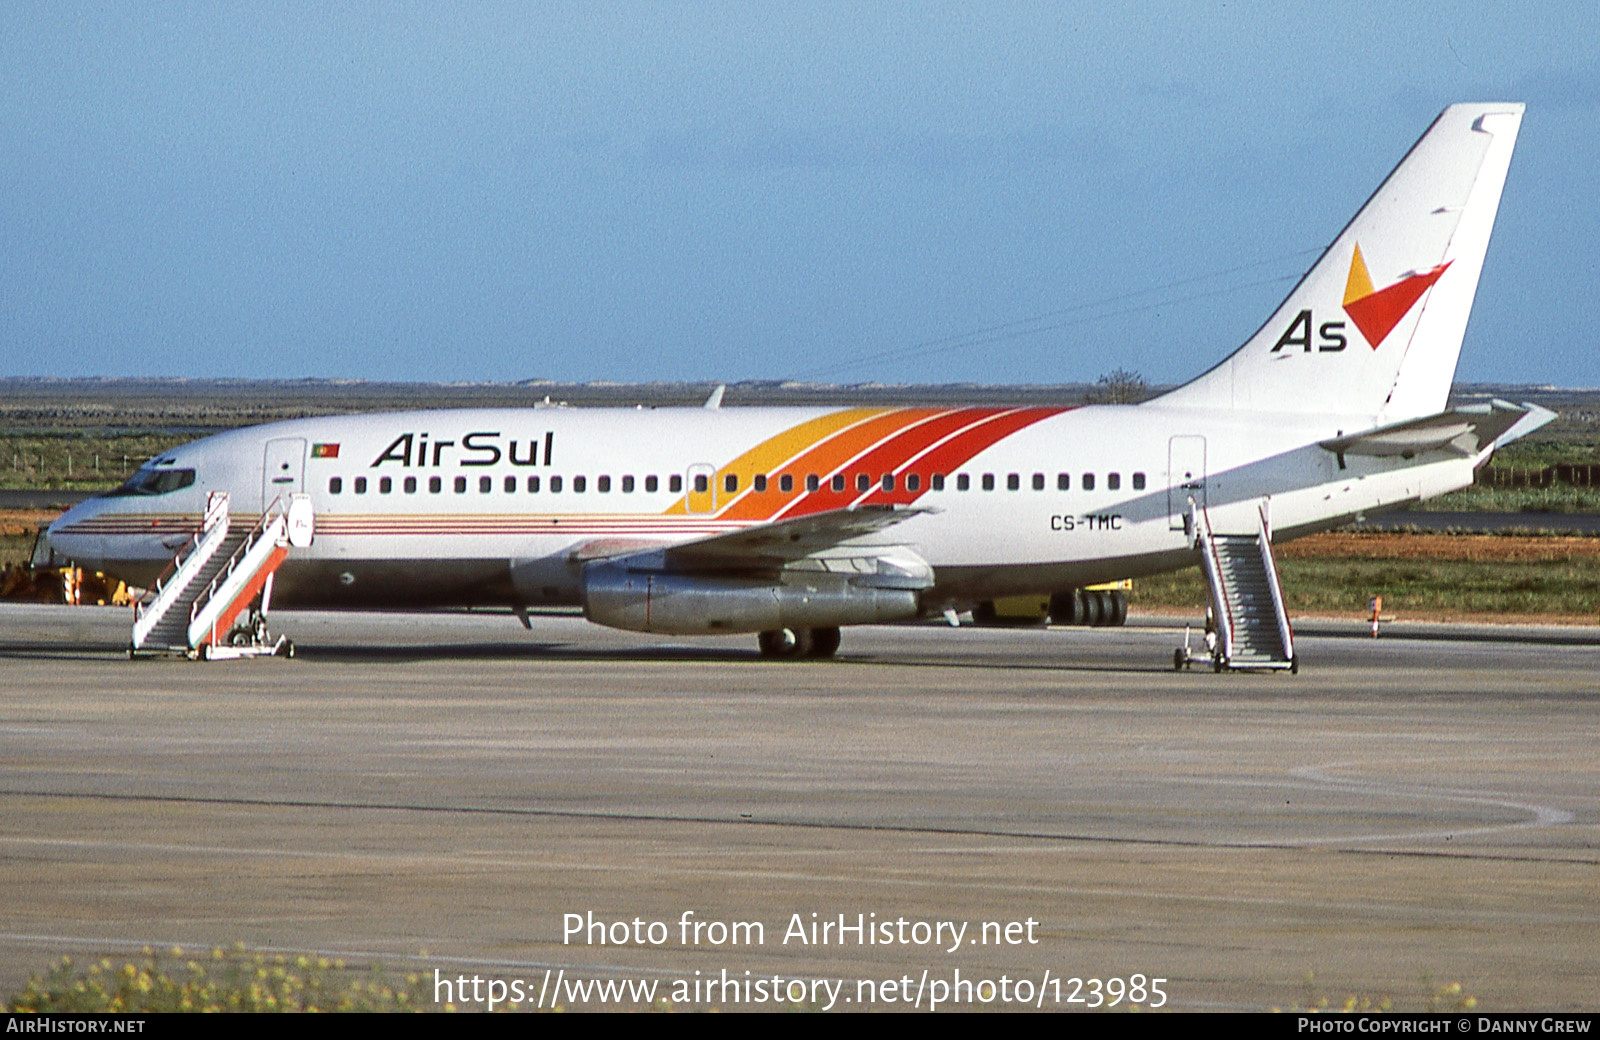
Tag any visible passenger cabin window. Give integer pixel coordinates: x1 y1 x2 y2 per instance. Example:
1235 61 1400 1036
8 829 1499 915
597 476 611 492
670 475 682 493
1133 472 1146 490
527 475 540 492
645 476 658 493
1006 474 1019 491
931 474 945 491
404 477 417 494
807 475 820 492
430 476 443 493
622 476 634 493
956 474 970 491
550 476 563 493
724 474 738 493
907 474 920 492
329 477 342 494
856 474 870 492
694 474 708 493
831 475 845 492
504 476 515 493
754 474 767 492
1107 473 1121 491
1057 473 1070 490
354 477 367 494
481 476 493 493
454 476 466 493
982 474 996 491
380 477 392 494
573 476 586 493
1082 473 1095 491
780 474 793 493
1032 473 1045 491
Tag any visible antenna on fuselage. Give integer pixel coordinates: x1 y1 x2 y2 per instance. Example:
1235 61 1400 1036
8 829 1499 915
703 384 726 409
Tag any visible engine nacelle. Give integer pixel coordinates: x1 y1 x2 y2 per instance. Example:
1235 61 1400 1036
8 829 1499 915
581 561 920 635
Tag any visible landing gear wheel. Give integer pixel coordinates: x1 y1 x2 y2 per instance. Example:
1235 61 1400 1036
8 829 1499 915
229 628 253 647
758 627 813 659
1080 590 1103 628
1109 590 1128 627
1049 591 1081 626
278 639 296 659
809 626 841 659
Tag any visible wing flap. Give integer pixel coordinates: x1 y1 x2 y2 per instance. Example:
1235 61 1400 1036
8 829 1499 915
663 504 930 567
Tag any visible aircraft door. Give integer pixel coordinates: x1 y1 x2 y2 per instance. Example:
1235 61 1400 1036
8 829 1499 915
1167 435 1206 530
263 438 307 511
685 463 717 513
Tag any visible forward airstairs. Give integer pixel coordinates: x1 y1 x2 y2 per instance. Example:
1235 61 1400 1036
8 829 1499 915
130 492 299 660
1178 498 1297 673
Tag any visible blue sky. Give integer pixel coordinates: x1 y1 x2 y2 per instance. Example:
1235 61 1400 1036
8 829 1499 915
2 2 1596 387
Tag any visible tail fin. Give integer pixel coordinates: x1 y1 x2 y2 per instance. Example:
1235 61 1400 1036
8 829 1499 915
1154 103 1523 421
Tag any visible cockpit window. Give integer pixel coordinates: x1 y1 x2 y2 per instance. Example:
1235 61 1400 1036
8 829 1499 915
109 468 197 496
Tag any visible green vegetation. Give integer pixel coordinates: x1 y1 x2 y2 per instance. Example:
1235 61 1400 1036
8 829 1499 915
1132 553 1600 619
1419 482 1600 514
1276 972 1477 1014
3 945 436 1013
0 434 191 490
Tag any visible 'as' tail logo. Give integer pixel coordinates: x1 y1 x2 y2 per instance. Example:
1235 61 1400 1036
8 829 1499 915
1342 243 1450 349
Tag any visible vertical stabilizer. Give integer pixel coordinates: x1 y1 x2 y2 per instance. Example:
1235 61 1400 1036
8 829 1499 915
1154 104 1523 421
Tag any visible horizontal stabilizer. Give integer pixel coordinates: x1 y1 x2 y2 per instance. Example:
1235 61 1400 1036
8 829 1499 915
1319 400 1552 459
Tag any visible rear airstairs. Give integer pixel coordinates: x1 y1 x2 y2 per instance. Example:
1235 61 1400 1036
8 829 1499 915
1177 497 1297 673
130 492 299 660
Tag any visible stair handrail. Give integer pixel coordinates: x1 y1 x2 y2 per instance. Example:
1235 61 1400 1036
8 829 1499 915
1256 499 1295 663
1190 496 1235 663
188 497 287 627
136 492 231 616
130 494 233 649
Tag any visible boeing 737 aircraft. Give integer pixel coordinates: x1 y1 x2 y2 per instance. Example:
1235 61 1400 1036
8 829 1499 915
40 104 1545 662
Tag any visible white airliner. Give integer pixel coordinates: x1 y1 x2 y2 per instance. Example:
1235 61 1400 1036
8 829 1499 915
42 103 1544 659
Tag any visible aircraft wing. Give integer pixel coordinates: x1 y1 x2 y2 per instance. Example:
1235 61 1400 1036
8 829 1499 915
1320 400 1554 459
570 504 935 587
663 504 931 567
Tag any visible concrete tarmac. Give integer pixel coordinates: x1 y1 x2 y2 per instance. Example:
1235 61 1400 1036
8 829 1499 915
1 604 1597 1011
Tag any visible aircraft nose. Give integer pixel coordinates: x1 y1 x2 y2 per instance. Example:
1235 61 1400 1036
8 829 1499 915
38 497 103 567
30 523 57 568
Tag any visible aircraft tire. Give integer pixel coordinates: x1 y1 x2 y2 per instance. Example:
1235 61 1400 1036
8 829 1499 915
758 627 813 659
810 626 842 659
1080 590 1102 628
1049 591 1080 626
1109 590 1128 627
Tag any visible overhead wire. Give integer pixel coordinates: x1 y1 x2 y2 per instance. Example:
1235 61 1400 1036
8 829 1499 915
788 246 1320 380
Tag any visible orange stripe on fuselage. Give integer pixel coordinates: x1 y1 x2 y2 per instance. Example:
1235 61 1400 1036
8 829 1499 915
660 408 889 517
773 407 1003 516
713 408 944 521
857 406 1066 507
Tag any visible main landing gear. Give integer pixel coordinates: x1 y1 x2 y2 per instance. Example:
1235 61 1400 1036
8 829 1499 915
1048 589 1128 627
757 626 841 660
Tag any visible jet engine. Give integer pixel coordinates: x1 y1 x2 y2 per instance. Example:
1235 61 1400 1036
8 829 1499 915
581 561 920 635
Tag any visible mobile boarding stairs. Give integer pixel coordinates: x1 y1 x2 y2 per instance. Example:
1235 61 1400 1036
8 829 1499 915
1175 497 1297 674
130 491 308 660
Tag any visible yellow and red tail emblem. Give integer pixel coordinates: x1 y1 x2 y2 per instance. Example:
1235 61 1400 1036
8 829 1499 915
1342 243 1450 349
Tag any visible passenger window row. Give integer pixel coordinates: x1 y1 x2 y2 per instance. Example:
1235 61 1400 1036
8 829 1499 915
326 470 1147 496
